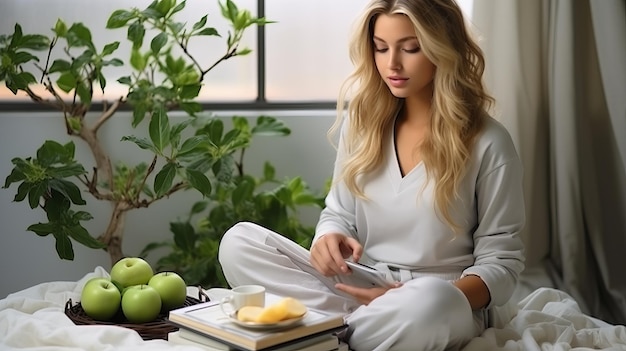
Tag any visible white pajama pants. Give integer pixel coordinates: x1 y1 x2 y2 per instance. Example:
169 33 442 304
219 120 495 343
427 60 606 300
218 222 484 351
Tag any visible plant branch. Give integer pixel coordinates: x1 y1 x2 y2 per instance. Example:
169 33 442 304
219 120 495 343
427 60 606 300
78 126 114 192
201 47 238 80
93 97 123 133
132 155 158 206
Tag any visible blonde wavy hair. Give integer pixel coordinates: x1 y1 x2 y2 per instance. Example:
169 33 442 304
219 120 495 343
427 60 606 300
332 0 494 231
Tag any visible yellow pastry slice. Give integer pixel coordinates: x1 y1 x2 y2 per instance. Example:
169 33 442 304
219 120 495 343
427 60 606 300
237 306 264 322
280 297 307 319
255 301 289 323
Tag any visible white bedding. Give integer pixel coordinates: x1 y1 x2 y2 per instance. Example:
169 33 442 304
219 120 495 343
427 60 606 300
1 267 625 351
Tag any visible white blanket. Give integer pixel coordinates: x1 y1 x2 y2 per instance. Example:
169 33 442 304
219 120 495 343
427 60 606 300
1 267 625 350
463 288 626 351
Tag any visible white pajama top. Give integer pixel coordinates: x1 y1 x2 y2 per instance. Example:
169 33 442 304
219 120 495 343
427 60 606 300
315 116 526 308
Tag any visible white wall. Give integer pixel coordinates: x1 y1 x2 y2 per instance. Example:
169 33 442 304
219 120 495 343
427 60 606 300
0 110 336 298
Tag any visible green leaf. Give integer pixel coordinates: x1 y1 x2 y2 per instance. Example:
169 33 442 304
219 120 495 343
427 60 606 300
130 47 147 71
178 135 206 155
27 222 55 236
97 71 106 92
150 32 168 54
75 81 92 105
54 19 68 37
56 72 76 93
168 21 185 35
47 163 86 178
37 140 70 166
10 23 23 47
170 221 196 252
49 179 86 205
12 51 38 65
28 180 48 209
103 58 123 66
127 21 145 49
73 211 93 221
121 135 156 152
169 119 192 141
226 0 238 22
18 34 50 50
232 177 255 207
154 162 177 197
49 59 71 73
263 162 276 181
106 10 135 29
174 70 199 86
234 9 250 30
101 41 120 56
170 1 186 15
43 190 71 222
53 232 75 260
192 15 208 31
204 119 224 144
64 141 76 160
67 225 106 249
179 84 201 99
155 0 176 16
141 8 162 20
236 48 252 56
3 166 26 189
71 49 94 69
252 116 291 136
131 102 148 127
67 23 94 49
117 76 132 86
179 102 202 116
196 27 219 36
8 72 37 91
190 201 208 214
186 169 211 197
149 108 171 152
14 181 34 202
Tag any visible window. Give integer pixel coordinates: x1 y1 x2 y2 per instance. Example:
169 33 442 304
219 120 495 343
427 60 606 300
0 0 473 109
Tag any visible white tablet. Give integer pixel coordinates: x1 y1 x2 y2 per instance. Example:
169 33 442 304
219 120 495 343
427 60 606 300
338 261 395 289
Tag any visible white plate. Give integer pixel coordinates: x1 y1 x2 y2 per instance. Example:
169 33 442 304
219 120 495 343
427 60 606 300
228 313 306 330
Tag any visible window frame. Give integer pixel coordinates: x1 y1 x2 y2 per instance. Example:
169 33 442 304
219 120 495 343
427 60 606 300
0 0 337 112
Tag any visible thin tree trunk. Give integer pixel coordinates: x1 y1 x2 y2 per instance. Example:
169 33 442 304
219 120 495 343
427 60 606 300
99 201 128 265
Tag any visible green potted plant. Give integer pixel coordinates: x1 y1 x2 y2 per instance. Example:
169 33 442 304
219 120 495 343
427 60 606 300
0 0 281 266
141 115 327 288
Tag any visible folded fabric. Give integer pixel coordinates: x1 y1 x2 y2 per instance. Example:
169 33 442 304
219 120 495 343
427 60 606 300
463 287 626 351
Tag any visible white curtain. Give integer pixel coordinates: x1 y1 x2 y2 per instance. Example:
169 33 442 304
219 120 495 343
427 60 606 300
472 0 626 324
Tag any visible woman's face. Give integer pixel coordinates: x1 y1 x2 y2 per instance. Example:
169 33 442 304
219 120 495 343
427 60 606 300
372 13 436 100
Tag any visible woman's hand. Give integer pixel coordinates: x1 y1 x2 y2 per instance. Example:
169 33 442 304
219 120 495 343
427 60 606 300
310 233 362 276
334 282 403 305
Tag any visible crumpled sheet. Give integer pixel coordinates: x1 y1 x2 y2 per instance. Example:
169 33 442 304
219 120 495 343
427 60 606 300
1 267 625 351
463 287 626 351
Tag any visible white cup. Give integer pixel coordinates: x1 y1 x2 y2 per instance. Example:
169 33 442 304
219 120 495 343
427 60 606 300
220 285 266 317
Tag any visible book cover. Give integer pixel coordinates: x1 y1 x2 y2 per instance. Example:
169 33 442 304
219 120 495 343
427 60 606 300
168 296 345 351
170 329 342 351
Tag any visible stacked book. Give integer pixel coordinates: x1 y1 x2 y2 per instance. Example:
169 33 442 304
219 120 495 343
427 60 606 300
167 293 349 351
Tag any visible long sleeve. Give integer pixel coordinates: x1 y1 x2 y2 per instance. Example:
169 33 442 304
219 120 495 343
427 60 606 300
461 119 526 308
314 124 358 243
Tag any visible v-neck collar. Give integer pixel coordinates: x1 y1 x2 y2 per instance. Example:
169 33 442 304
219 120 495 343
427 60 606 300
388 117 426 192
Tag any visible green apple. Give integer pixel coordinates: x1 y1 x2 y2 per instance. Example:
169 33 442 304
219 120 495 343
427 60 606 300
110 257 154 289
121 284 162 323
81 277 121 321
148 272 187 311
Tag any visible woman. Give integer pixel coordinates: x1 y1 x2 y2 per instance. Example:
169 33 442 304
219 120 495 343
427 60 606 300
218 0 525 349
